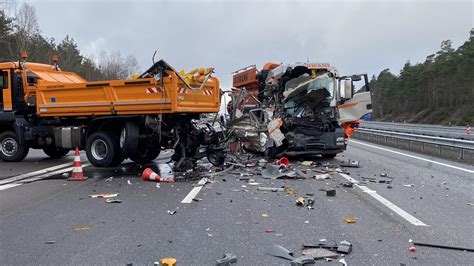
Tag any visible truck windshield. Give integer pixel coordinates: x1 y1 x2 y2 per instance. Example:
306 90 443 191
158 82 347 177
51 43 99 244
307 76 334 99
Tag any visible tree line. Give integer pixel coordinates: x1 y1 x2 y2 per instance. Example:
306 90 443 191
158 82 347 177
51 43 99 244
369 29 474 125
0 2 138 81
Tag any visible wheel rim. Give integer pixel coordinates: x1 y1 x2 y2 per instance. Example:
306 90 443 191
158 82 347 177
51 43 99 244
91 139 108 160
119 128 126 148
1 137 18 157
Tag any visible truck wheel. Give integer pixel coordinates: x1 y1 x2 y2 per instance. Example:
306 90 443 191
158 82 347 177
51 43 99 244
43 147 70 158
130 144 160 164
0 131 29 162
120 121 139 158
86 132 123 167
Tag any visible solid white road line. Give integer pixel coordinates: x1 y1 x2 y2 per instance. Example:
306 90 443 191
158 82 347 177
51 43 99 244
0 163 92 191
0 183 22 191
181 178 208 204
340 173 427 226
0 162 72 185
350 140 474 174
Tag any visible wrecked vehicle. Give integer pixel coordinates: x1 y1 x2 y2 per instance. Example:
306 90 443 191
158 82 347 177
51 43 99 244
0 55 225 170
228 62 372 158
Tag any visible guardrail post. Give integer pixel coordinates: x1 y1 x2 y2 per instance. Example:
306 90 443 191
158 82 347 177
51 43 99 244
459 148 464 160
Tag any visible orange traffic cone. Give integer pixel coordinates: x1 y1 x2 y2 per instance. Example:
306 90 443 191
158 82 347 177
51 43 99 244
68 147 88 181
142 168 174 183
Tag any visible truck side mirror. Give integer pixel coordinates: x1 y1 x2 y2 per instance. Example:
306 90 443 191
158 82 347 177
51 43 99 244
343 79 352 99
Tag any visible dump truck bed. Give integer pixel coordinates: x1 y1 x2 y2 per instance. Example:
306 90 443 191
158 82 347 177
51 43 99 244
36 72 220 117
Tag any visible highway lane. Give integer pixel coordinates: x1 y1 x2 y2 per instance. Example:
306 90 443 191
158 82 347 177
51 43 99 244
0 141 473 265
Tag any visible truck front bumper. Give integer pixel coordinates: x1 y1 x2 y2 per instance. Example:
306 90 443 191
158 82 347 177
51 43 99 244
283 128 346 156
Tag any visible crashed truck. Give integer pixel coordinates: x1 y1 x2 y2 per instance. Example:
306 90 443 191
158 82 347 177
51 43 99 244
0 54 225 170
228 62 372 158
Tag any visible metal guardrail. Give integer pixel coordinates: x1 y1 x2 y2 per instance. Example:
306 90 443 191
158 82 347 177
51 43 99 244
355 128 474 159
360 121 473 141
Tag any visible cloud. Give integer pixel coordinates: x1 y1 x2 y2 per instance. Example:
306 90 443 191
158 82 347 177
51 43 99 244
28 0 473 87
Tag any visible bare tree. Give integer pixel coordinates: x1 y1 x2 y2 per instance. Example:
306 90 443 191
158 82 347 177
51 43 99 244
98 51 139 80
14 2 39 55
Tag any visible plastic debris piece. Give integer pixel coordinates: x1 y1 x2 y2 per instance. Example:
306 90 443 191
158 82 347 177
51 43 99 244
45 240 56 244
266 244 295 260
339 258 347 266
264 227 274 233
343 217 357 223
261 163 287 179
262 214 269 218
89 193 118 198
286 188 296 195
248 182 260 186
215 252 237 266
315 174 331 180
302 161 313 166
342 183 353 188
403 184 415 187
304 221 309 224
167 210 177 215
307 198 315 206
276 157 289 168
296 197 305 206
156 183 161 188
105 177 113 182
74 226 92 231
302 248 339 259
291 256 315 266
340 159 360 168
127 180 132 185
380 173 387 177
105 198 122 203
258 187 284 192
326 189 336 197
409 246 416 252
160 257 176 266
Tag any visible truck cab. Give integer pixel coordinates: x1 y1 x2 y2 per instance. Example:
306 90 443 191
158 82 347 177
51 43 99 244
229 62 372 158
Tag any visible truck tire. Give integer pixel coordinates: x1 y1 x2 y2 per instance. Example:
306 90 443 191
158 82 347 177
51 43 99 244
120 121 139 158
0 131 29 162
130 144 160 164
43 147 70 158
86 132 123 167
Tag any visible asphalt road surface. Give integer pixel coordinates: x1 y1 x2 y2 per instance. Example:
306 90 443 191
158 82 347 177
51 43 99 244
1 140 473 265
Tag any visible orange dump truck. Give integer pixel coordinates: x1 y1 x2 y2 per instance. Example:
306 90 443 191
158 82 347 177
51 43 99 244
0 57 224 168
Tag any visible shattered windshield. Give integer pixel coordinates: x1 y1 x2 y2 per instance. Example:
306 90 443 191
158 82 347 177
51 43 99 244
307 76 334 99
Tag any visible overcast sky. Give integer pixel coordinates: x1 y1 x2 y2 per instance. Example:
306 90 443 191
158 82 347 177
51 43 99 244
16 0 474 87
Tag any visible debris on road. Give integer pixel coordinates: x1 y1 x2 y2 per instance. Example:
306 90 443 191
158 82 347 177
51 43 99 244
127 180 132 185
403 184 415 187
409 246 416 252
105 177 113 182
326 189 336 197
142 168 175 183
257 187 284 192
265 227 274 233
261 214 269 218
342 217 357 224
301 161 313 166
337 240 352 254
215 252 238 266
275 156 290 168
105 198 122 203
296 197 305 206
167 210 177 215
74 226 92 231
266 244 295 260
340 159 360 168
290 256 315 266
380 173 388 177
302 248 338 259
44 240 56 244
413 241 474 252
89 193 119 198
160 257 177 266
